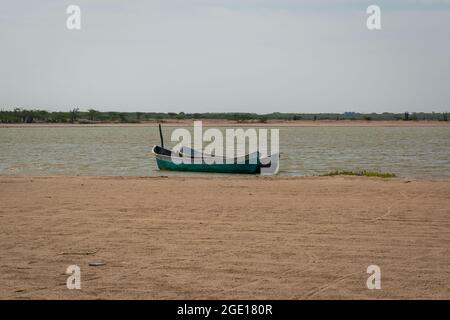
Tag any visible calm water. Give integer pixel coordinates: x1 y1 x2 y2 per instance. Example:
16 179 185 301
1 126 449 178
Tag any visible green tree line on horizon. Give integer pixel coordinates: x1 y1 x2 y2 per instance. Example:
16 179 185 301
0 108 448 123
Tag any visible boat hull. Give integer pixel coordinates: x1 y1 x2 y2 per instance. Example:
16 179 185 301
155 157 260 174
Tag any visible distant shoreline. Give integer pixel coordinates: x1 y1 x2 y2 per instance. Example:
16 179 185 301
1 119 450 128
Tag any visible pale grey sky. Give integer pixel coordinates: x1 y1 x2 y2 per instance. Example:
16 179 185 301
0 0 449 113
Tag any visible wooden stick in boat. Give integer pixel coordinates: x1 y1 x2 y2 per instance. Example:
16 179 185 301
158 123 164 148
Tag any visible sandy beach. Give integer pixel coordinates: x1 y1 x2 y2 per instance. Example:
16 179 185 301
0 175 449 299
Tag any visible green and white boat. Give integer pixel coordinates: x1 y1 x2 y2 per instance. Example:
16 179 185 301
151 124 275 174
152 145 266 174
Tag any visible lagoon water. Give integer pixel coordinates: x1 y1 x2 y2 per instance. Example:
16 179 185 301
1 126 449 178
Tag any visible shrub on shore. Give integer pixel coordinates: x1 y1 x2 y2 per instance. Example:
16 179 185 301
321 170 396 178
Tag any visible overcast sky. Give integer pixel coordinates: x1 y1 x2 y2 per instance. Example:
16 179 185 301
1 0 449 113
